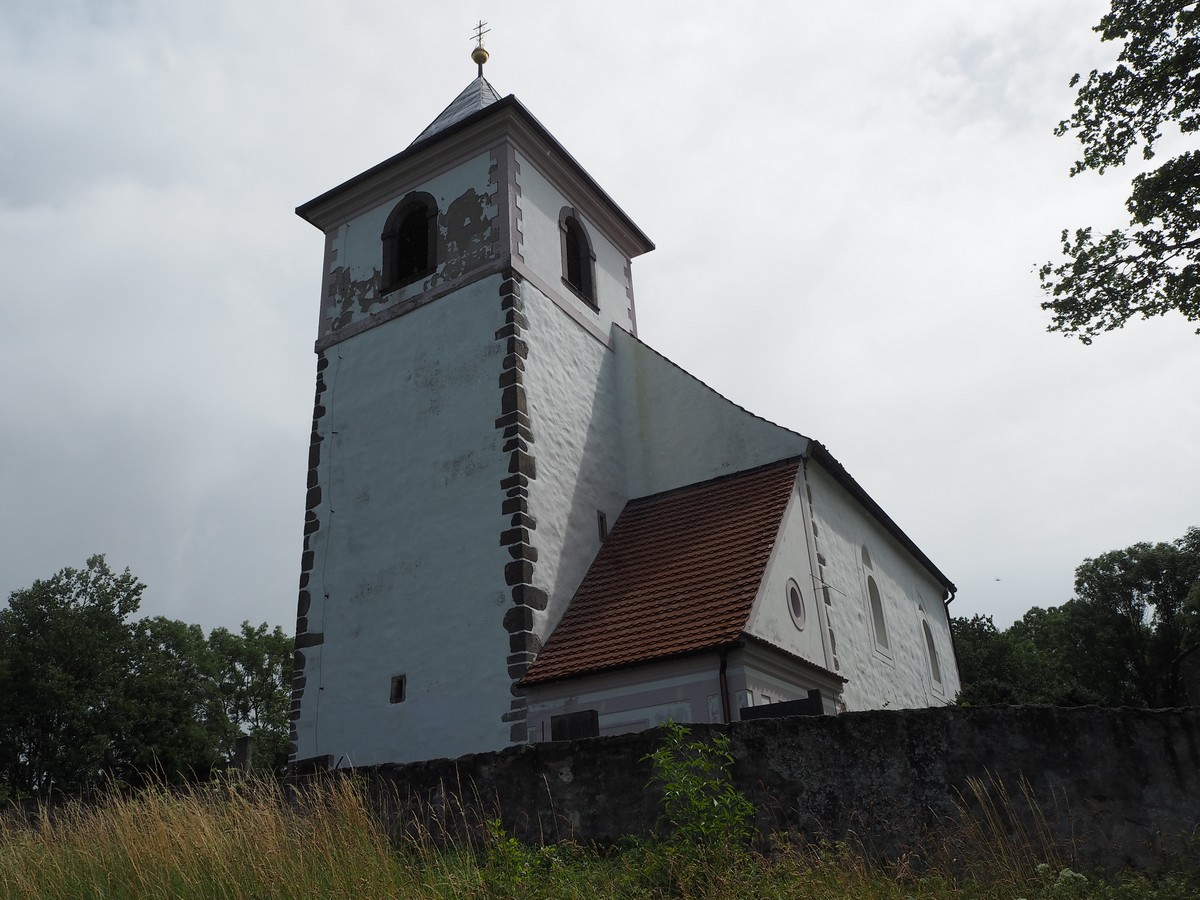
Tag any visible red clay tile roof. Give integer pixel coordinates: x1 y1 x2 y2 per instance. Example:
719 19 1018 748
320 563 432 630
521 458 802 685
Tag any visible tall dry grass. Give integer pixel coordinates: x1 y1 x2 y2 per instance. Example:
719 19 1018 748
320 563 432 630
0 773 1194 899
0 776 420 899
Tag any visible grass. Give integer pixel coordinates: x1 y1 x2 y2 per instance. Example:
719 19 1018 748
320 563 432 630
0 774 1196 899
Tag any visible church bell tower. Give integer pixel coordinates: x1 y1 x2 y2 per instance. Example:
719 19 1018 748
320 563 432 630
289 39 655 768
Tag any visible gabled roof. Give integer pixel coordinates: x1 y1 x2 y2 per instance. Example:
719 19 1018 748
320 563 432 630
409 75 502 147
521 458 802 685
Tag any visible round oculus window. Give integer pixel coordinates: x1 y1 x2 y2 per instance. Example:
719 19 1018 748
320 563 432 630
787 580 806 630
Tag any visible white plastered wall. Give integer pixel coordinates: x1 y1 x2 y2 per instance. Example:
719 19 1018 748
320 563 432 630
295 274 515 766
317 152 499 340
512 150 635 338
612 329 809 498
516 276 813 646
520 283 629 639
525 655 723 740
733 643 844 717
744 482 834 674
804 461 959 710
524 642 849 739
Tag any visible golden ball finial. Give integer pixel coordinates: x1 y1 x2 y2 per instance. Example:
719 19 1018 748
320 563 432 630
471 20 491 73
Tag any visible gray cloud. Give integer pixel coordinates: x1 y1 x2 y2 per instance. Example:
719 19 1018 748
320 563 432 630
2 0 1195 637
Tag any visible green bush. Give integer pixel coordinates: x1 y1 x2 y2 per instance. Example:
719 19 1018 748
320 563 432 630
642 721 755 847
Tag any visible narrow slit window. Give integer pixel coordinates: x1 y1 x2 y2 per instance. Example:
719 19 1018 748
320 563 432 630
389 674 407 704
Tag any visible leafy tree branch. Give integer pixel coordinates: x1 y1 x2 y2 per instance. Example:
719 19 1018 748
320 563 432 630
1041 0 1200 342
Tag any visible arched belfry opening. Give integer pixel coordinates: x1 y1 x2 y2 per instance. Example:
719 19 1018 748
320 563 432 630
381 192 438 292
559 207 596 306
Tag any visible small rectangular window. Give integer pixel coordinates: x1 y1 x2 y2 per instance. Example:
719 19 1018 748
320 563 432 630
389 674 406 704
550 709 599 741
597 510 608 542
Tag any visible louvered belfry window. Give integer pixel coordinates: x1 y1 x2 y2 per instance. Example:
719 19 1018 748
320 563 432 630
381 193 436 293
560 212 595 305
394 208 429 282
565 220 583 289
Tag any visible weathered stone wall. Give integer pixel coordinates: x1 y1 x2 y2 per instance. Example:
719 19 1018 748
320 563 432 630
356 705 1200 872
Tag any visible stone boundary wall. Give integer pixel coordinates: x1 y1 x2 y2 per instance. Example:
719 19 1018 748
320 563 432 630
357 706 1199 872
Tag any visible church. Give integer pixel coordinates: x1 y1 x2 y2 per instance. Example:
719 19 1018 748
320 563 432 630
289 46 960 770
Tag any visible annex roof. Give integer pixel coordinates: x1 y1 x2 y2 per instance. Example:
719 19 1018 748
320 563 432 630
521 458 802 685
409 75 502 147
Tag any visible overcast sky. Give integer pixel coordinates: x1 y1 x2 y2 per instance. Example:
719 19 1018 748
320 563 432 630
2 1 1196 635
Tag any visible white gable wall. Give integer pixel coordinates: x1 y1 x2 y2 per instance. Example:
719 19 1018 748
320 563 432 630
744 480 834 674
612 329 809 498
804 460 959 709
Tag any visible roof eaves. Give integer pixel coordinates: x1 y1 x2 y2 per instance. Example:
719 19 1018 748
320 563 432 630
622 455 805 511
297 96 654 255
740 633 849 684
295 95 522 224
806 441 956 596
520 641 741 687
522 633 848 689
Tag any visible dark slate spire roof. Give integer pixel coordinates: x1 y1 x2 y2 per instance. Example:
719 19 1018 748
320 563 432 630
409 76 502 147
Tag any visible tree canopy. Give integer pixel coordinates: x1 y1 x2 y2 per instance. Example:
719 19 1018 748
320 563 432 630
1039 0 1200 342
955 527 1200 706
0 556 292 799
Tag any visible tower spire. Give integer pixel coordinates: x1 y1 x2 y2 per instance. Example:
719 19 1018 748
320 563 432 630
471 20 490 77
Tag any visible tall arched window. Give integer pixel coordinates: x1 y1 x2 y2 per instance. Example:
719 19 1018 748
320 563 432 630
559 207 596 306
867 575 889 651
861 544 889 653
922 620 942 685
381 193 437 292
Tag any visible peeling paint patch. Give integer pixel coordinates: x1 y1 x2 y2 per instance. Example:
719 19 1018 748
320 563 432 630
327 264 384 331
318 170 498 342
439 187 495 282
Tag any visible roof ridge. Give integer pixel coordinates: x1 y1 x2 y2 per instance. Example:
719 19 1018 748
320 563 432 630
625 455 804 508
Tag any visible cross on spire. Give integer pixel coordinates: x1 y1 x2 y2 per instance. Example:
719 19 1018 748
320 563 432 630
471 21 491 76
472 20 490 48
